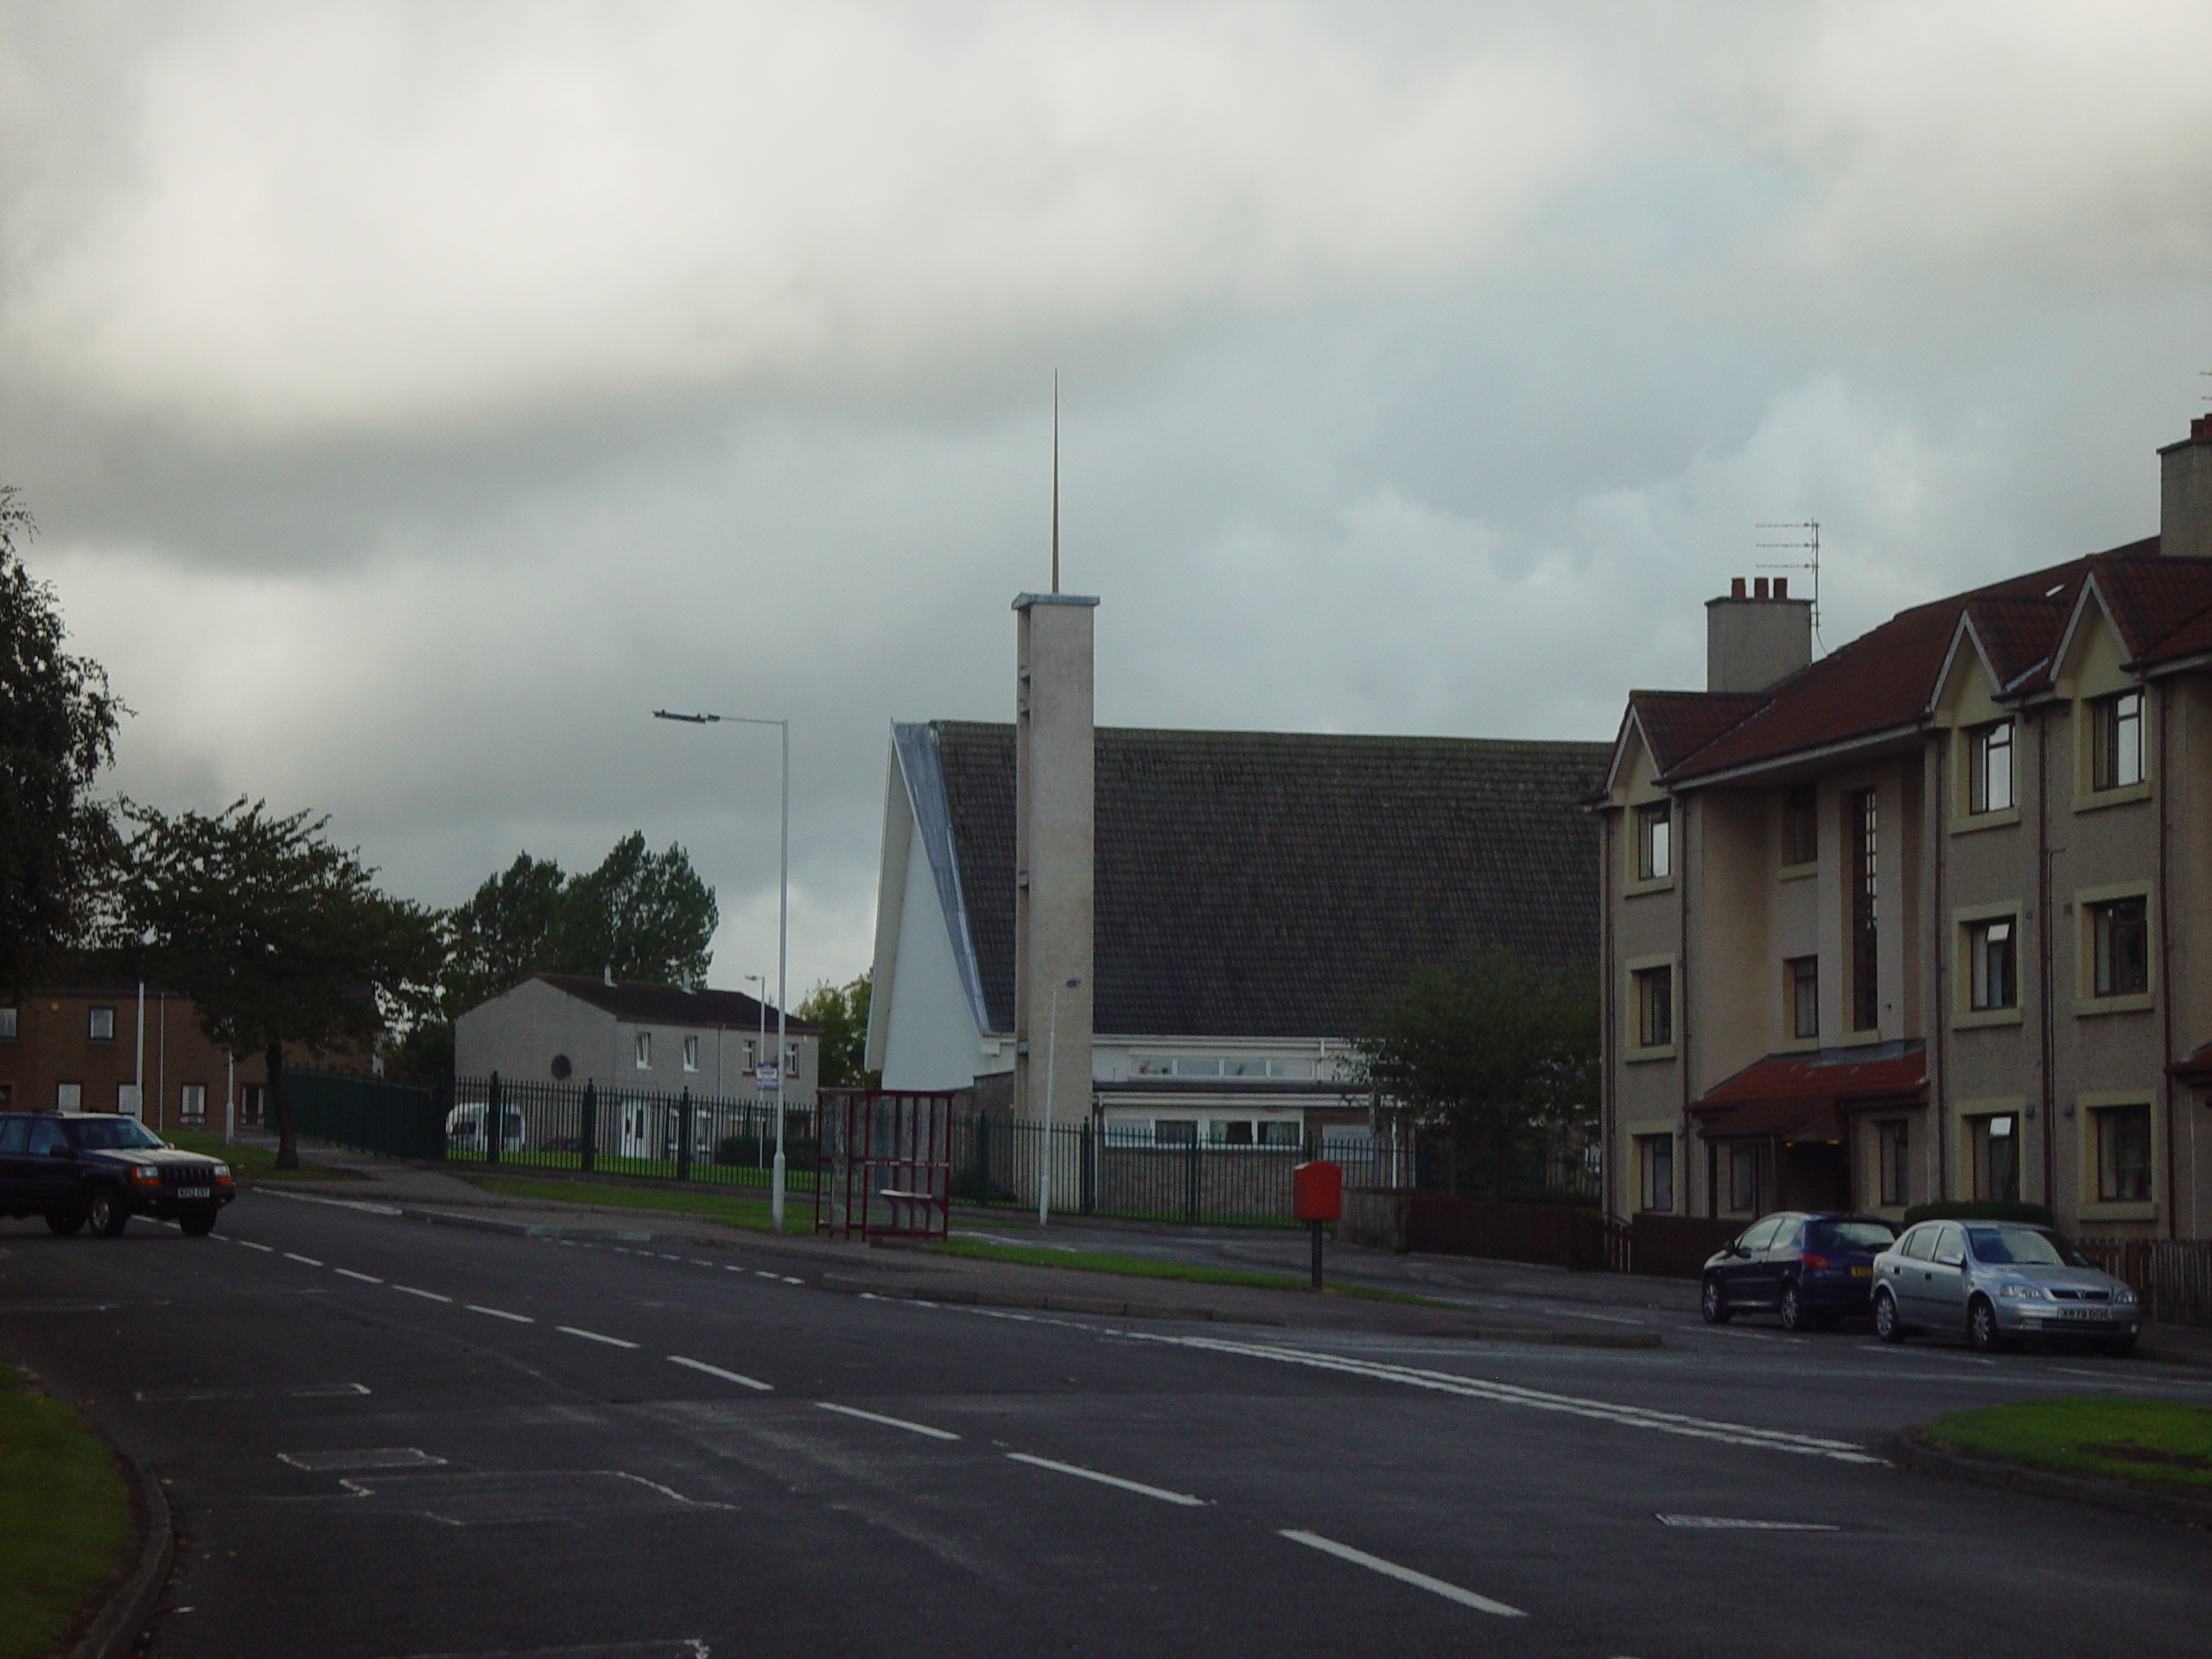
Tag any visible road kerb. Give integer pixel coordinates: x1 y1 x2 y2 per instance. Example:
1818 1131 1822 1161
69 1455 174 1659
1890 1429 2212 1528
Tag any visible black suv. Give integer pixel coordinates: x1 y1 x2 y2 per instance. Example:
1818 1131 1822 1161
0 1113 236 1237
1700 1211 1898 1332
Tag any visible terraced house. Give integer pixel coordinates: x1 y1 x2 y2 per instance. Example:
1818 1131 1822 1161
1599 416 2212 1242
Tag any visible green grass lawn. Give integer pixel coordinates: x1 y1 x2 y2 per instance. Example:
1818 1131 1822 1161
446 1150 821 1192
922 1236 1461 1308
469 1175 792 1232
0 1366 135 1659
1924 1397 2212 1488
162 1131 353 1180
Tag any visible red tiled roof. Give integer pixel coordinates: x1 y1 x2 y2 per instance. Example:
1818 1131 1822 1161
1691 1097 1845 1141
1690 1044 1927 1134
1643 543 2212 785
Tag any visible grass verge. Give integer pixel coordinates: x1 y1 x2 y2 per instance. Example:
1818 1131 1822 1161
1923 1397 2212 1489
468 1175 786 1232
163 1131 353 1180
922 1236 1461 1308
0 1365 135 1659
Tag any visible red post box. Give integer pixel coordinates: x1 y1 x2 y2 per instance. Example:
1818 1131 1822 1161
1292 1160 1343 1223
1293 1160 1342 1290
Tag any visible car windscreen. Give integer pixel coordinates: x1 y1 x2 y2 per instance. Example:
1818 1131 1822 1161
1965 1226 2067 1267
63 1118 168 1151
1808 1220 1895 1253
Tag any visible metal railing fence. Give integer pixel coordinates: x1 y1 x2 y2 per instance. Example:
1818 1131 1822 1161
447 1073 820 1191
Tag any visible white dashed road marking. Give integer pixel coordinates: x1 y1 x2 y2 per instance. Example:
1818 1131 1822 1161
391 1286 453 1303
282 1252 324 1267
1657 1515 1841 1531
1279 1530 1525 1618
559 1325 641 1350
237 1240 274 1253
333 1268 383 1284
814 1402 960 1440
1003 1452 1206 1506
467 1305 534 1323
668 1356 772 1392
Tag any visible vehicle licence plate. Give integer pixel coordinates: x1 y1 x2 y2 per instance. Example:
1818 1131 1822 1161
175 1187 210 1199
2056 1307 2105 1320
1851 1265 1872 1276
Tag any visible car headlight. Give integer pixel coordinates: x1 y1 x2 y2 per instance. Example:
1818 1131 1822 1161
1997 1282 2047 1300
2114 1287 2139 1305
212 1164 232 1181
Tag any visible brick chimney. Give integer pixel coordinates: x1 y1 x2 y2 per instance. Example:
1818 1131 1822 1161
1707 578 1813 693
2160 414 2212 559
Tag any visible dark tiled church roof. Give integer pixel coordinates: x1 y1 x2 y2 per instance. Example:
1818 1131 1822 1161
930 721 1607 1040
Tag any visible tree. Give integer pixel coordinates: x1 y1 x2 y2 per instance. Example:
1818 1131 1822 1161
0 486 124 997
1349 953 1598 1197
551 832 717 990
440 851 569 1014
796 970 872 1090
120 799 442 1168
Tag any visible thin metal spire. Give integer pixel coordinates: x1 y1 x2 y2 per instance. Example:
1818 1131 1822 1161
1051 371 1060 593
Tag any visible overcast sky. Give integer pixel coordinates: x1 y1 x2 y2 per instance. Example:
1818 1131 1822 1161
5 1 2210 1001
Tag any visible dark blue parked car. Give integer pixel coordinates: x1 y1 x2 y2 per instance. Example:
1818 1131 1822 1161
1700 1211 1898 1332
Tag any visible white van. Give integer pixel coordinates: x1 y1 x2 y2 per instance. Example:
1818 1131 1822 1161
446 1100 528 1153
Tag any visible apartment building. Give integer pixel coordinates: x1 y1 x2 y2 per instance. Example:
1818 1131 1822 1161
1597 416 2212 1240
0 983 270 1131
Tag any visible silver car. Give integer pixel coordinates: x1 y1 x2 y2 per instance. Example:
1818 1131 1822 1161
1871 1219 2141 1354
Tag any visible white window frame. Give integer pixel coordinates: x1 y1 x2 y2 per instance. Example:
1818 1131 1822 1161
634 1031 653 1070
88 1006 117 1041
682 1034 700 1072
1968 720 2014 813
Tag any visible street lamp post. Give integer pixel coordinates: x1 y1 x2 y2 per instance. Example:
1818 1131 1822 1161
1039 975 1080 1228
654 708 791 1231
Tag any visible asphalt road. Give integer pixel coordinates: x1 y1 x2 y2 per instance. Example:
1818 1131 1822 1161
3 1190 2209 1659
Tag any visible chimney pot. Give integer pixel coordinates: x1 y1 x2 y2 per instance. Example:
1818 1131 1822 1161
1754 577 1770 599
1731 577 1746 599
1774 576 1789 599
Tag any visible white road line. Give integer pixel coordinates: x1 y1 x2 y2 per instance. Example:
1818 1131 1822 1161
780 1276 804 1286
391 1286 452 1303
467 1305 534 1323
754 1270 778 1280
283 1252 324 1267
237 1240 274 1252
1657 1514 1840 1530
1279 1531 1524 1617
558 1325 641 1350
333 1268 383 1284
1128 1332 1879 1463
815 1402 961 1440
668 1356 772 1392
1003 1452 1205 1505
690 1259 714 1268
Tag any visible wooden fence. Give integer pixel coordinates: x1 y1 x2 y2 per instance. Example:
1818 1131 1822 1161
2078 1237 2212 1329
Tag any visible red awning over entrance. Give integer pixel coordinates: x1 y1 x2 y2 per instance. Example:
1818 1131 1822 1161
1689 1043 1927 1141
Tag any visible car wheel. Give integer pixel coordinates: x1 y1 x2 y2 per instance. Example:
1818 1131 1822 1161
178 1206 218 1238
88 1188 129 1237
1778 1283 1809 1333
1873 1288 1905 1343
1700 1276 1732 1324
45 1210 86 1236
1967 1296 2010 1353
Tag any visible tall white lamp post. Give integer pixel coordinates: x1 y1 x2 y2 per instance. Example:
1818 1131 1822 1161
1039 975 1080 1228
654 709 791 1232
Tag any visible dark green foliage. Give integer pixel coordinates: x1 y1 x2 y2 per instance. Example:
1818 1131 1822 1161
1350 952 1599 1197
0 487 124 998
119 799 443 1168
797 970 872 1089
1901 1199 2058 1229
440 834 718 1014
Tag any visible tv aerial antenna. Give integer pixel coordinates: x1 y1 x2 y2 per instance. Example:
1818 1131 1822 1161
1757 519 1823 653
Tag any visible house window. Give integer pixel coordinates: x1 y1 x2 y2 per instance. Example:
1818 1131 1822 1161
1257 1120 1300 1148
1967 918 2017 1010
1636 803 1671 880
117 1084 142 1116
1637 1134 1674 1212
2090 897 2149 997
1968 721 2013 813
785 1045 801 1079
56 1082 82 1112
240 1084 264 1125
1783 786 1818 866
1970 1114 2019 1203
2093 1103 2152 1203
1633 966 1673 1048
1727 1145 1764 1213
2091 690 2145 790
0 1006 17 1039
180 1084 207 1123
682 1034 700 1072
1847 789 1879 1031
1153 1119 1197 1145
634 1032 652 1069
1878 1120 1910 1207
88 1006 116 1041
1787 957 1819 1040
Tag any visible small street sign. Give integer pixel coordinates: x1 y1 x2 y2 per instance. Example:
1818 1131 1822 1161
754 1063 780 1087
